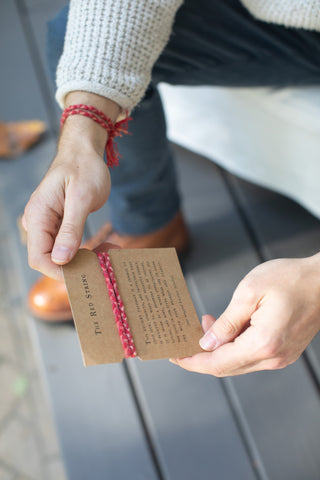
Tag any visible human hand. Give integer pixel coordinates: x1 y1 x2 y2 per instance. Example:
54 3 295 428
23 92 120 281
23 143 110 281
171 255 320 376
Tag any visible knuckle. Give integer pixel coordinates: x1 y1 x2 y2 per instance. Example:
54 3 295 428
235 277 257 304
261 343 278 359
24 197 36 217
257 332 283 360
216 315 237 338
29 188 41 203
275 350 300 370
59 222 79 240
28 255 40 272
211 365 227 378
267 356 287 370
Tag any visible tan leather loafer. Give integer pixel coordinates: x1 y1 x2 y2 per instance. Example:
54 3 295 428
28 211 190 321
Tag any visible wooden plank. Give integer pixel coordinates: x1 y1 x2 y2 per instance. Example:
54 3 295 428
15 17 253 480
29 322 160 480
13 0 320 477
127 359 259 480
87 147 260 479
0 4 160 479
232 362 320 480
227 175 320 260
218 173 320 479
0 141 159 479
87 144 320 479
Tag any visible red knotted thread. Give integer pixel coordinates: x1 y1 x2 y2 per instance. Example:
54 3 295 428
97 252 137 359
60 104 132 168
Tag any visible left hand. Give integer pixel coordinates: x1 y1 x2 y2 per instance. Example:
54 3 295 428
170 255 320 376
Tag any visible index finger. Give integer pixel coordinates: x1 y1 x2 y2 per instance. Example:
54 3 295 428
25 207 63 281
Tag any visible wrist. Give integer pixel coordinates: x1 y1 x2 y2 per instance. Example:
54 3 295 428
59 91 121 157
58 115 108 157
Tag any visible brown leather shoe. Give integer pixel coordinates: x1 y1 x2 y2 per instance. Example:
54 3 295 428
0 120 46 158
28 211 189 321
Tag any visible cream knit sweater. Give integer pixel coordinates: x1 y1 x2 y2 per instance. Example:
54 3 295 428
56 0 320 111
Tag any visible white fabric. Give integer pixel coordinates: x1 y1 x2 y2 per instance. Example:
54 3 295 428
159 84 320 219
241 0 320 31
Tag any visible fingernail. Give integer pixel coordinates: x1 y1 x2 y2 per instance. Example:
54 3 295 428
51 245 71 263
199 331 217 351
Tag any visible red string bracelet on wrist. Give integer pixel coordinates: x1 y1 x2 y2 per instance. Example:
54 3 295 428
60 104 132 168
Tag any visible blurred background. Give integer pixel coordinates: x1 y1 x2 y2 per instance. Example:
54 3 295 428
0 1 66 478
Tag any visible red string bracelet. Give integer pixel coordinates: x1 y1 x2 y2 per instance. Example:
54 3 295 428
60 104 132 168
97 252 137 359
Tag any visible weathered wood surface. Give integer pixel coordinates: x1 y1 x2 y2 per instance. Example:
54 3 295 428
1 1 319 479
228 173 320 378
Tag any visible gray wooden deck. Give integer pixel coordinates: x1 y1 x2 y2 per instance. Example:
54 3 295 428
1 1 320 479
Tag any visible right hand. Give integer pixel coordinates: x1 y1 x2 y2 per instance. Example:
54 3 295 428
23 92 120 281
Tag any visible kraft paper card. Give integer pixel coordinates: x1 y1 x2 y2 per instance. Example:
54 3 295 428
62 248 203 366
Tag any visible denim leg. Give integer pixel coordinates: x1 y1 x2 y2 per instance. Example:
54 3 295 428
155 0 320 87
46 6 68 85
109 86 180 234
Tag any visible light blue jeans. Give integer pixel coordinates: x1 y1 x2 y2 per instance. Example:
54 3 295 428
47 0 320 234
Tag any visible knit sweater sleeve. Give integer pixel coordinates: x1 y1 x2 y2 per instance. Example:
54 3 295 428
241 0 320 31
55 0 183 111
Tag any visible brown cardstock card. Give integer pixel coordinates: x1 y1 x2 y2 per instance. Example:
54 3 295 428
62 248 203 366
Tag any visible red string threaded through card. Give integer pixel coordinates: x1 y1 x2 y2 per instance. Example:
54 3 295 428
97 252 137 358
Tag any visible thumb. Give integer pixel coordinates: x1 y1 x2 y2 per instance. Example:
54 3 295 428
199 286 259 351
51 191 90 265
